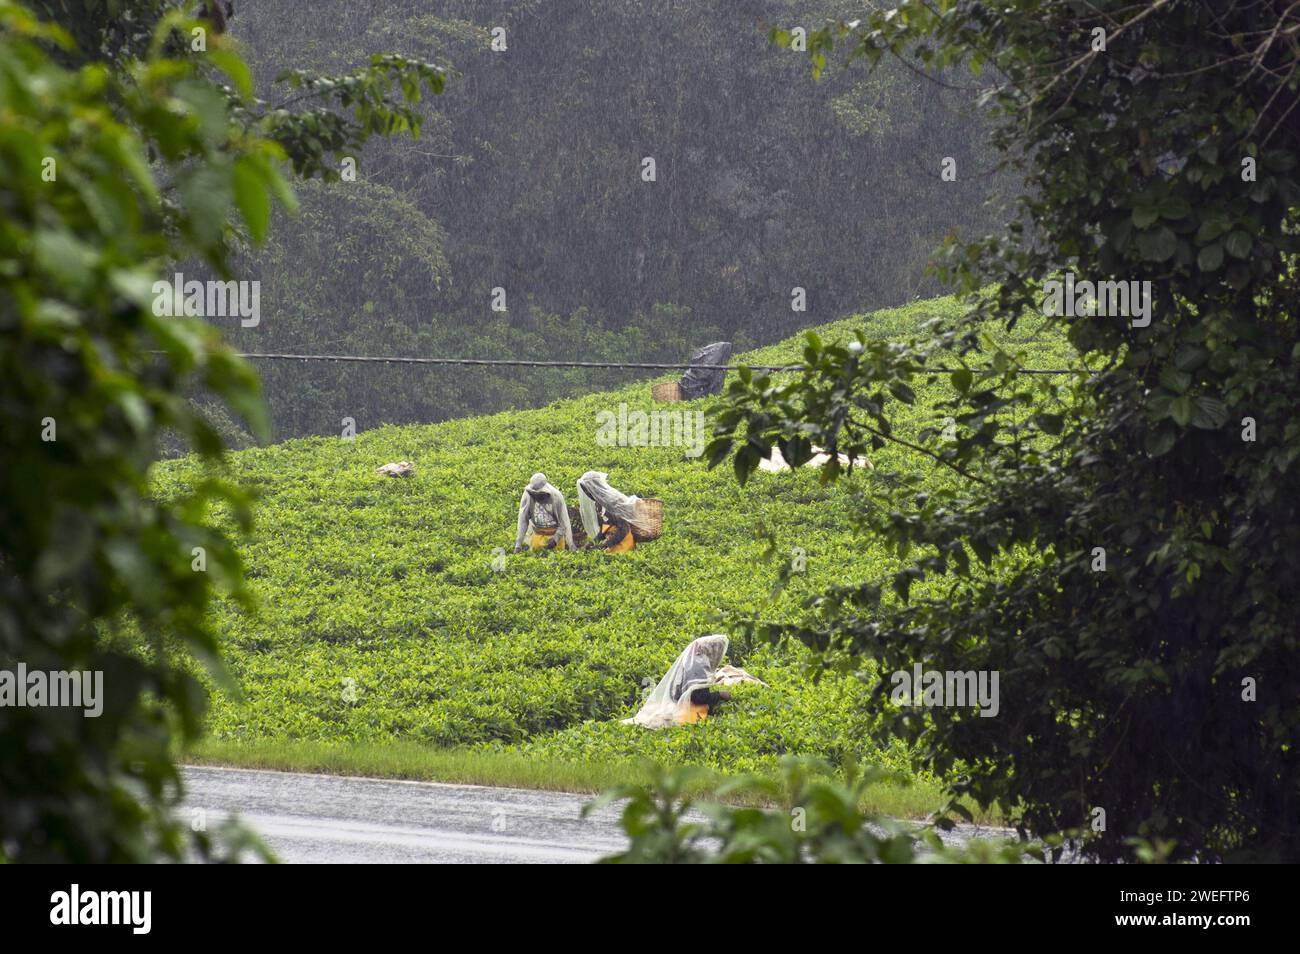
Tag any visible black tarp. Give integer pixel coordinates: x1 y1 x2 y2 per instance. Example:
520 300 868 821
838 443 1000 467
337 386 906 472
679 341 733 399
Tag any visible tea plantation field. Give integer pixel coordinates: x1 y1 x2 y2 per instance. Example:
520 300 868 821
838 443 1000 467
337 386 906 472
159 294 1076 788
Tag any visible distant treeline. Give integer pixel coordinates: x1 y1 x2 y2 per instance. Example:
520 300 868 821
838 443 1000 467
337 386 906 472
221 0 1011 441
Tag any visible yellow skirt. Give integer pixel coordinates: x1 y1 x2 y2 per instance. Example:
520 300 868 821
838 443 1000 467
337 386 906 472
600 523 635 553
527 527 567 550
678 701 709 724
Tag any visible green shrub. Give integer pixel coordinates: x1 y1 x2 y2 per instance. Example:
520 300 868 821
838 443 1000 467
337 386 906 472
589 758 1031 864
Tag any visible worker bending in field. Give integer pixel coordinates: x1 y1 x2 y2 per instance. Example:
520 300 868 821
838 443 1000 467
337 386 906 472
624 634 766 729
626 635 732 728
576 471 639 552
514 472 575 552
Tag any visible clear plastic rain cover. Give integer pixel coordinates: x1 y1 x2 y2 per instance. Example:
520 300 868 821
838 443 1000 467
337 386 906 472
625 634 729 729
576 470 641 540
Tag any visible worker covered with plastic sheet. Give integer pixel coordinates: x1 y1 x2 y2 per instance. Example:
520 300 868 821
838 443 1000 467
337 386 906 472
514 472 574 551
678 341 733 400
625 634 735 729
576 470 641 552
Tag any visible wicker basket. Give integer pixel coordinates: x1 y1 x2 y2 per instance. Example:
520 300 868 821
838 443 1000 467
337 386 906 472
631 497 663 542
651 381 681 402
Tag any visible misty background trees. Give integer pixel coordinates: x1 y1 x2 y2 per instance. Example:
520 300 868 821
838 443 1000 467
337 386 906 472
223 0 1010 440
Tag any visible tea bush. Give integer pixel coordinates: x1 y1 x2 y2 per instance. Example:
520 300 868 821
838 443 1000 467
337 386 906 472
155 294 1073 776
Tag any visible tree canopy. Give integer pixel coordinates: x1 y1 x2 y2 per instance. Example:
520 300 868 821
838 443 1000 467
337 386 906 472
709 0 1300 862
0 0 439 861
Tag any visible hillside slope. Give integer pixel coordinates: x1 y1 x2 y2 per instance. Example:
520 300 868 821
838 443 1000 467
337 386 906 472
159 294 1074 778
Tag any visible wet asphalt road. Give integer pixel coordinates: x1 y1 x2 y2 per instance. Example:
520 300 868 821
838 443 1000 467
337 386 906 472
181 766 628 864
181 765 1023 864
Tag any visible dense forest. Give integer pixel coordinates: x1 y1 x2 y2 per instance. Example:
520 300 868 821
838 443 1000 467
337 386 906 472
218 0 1010 440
